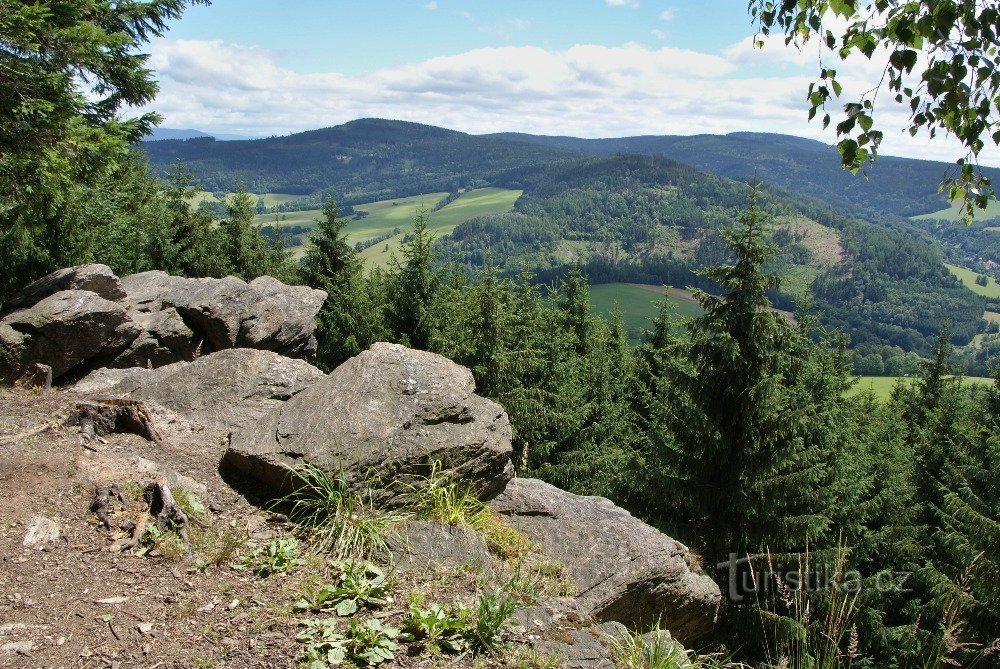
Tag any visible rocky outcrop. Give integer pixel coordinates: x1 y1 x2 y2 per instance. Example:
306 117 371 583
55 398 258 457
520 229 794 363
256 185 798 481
0 291 142 385
223 343 514 506
5 264 125 309
0 265 326 385
74 349 324 433
120 271 324 358
389 521 493 574
491 478 721 645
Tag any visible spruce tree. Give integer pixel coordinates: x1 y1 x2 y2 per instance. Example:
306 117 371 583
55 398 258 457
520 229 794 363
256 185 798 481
388 209 439 350
301 198 383 369
656 191 844 566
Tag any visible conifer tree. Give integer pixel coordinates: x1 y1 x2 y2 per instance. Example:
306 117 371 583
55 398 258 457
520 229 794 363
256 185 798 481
388 209 439 350
301 198 384 369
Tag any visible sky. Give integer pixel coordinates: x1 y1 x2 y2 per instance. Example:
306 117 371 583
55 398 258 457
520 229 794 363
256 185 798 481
142 0 999 166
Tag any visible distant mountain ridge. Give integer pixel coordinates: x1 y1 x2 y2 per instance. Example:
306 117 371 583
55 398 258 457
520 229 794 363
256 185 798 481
138 118 1000 218
144 128 260 142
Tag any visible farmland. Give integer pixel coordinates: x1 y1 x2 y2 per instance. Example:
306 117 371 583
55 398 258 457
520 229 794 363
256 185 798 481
588 283 704 339
253 188 521 267
846 375 994 400
912 198 1000 221
944 263 1000 298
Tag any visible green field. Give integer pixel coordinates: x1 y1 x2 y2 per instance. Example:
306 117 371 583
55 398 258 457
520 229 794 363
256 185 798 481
846 375 994 400
589 283 704 338
912 198 1000 221
255 188 521 267
945 263 1000 298
357 188 522 269
196 191 304 209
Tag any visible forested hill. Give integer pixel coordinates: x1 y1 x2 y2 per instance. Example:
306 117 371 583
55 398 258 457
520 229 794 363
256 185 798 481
141 118 1000 219
437 154 986 358
140 119 576 204
489 130 1000 219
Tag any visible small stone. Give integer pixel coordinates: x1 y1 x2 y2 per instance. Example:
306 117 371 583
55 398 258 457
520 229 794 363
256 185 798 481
22 517 60 550
94 597 128 605
137 622 154 635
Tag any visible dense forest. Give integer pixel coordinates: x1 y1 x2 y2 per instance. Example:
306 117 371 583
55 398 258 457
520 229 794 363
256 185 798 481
4 1 1000 667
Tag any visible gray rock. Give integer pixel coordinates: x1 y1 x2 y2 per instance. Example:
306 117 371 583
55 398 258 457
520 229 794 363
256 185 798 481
389 521 493 574
73 362 188 396
112 308 197 368
0 290 142 384
120 271 325 357
491 478 720 645
127 349 325 432
511 599 619 669
5 264 125 309
23 517 60 549
223 343 514 506
249 276 327 357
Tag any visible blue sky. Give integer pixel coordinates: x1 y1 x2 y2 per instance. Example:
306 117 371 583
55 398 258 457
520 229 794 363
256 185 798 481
169 1 752 75
143 1 998 166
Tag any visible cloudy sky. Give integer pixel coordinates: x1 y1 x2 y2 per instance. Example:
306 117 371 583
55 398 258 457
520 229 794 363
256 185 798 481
145 0 999 166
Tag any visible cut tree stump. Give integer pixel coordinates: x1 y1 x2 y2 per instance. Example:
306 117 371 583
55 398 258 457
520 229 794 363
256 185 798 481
93 480 191 553
71 399 163 444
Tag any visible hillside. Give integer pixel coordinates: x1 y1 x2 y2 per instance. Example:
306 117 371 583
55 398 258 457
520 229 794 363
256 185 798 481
489 130 1000 219
435 154 985 357
140 118 1000 219
140 119 575 205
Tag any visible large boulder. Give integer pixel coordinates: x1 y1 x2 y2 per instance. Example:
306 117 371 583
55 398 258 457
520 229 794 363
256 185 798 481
120 271 325 358
4 264 125 310
491 478 721 645
74 349 324 432
0 291 142 384
223 343 514 506
111 308 197 368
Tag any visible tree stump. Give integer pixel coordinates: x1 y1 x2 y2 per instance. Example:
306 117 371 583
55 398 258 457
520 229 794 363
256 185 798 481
72 399 163 444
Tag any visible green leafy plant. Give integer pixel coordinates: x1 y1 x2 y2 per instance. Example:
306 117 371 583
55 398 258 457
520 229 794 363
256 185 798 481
297 618 348 668
295 560 391 616
346 618 400 666
399 597 472 654
278 463 406 561
137 523 186 561
233 537 303 577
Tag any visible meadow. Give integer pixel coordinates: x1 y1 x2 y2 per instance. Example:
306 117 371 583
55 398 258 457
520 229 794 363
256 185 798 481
253 188 521 267
912 198 1000 221
944 262 1000 298
589 283 704 338
846 375 994 400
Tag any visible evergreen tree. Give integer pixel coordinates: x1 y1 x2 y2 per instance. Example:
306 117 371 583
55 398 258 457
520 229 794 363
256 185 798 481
220 186 291 282
300 198 385 369
656 191 845 566
388 209 439 350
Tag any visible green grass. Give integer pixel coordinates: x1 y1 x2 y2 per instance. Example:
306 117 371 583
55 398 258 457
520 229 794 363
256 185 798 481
944 263 1000 298
912 198 1000 221
357 188 521 269
589 283 704 338
846 376 994 400
253 188 521 269
195 191 304 209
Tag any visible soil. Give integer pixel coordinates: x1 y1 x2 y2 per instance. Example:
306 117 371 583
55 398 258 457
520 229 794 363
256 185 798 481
0 388 546 669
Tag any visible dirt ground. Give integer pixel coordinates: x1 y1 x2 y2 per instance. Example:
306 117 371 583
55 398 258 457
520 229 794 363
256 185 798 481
0 388 579 669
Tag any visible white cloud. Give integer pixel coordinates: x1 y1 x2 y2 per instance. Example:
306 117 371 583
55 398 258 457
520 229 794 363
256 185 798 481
651 29 667 40
605 0 640 7
421 1 437 9
659 9 675 21
142 37 1000 166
